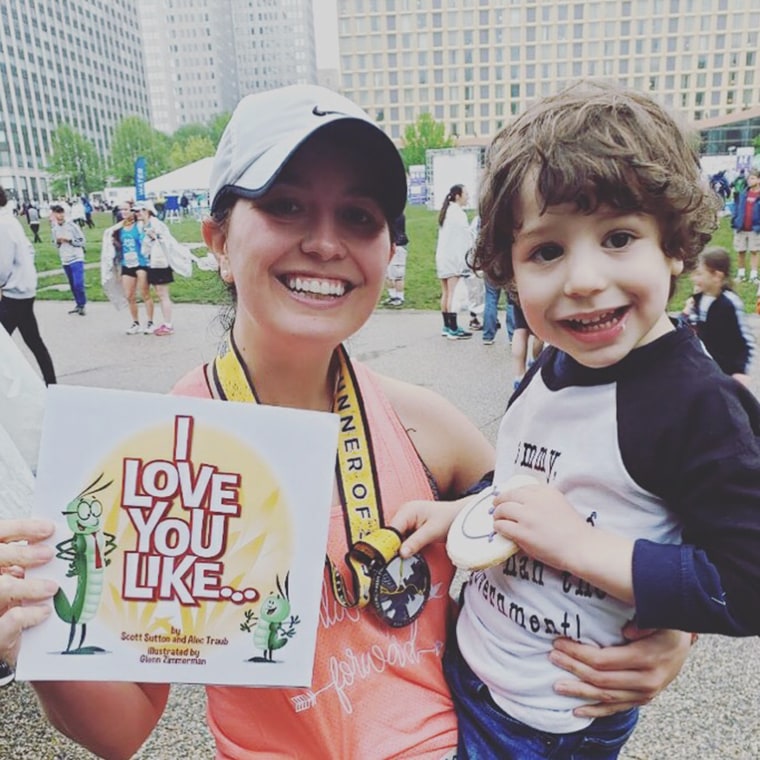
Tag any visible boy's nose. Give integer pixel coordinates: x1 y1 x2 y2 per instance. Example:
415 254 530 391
562 249 607 297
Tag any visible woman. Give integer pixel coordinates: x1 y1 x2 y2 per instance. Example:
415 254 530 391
136 201 175 336
6 86 692 758
436 184 473 339
113 202 155 335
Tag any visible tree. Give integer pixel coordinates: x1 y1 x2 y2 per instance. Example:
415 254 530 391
108 117 171 185
47 124 104 197
208 112 232 147
168 135 215 170
400 113 456 169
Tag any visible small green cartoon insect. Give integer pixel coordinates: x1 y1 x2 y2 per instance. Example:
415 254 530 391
54 473 117 654
240 573 300 662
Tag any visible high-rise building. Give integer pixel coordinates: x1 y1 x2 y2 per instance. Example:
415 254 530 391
337 0 760 147
0 0 150 202
139 0 318 134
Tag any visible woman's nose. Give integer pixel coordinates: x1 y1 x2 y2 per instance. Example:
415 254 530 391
300 214 346 260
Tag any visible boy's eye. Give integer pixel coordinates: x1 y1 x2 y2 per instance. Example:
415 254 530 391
604 231 634 249
531 243 563 263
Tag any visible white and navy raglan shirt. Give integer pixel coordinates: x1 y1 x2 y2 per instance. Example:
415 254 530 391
457 324 760 734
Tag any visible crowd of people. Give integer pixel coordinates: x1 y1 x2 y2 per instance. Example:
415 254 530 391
0 80 758 759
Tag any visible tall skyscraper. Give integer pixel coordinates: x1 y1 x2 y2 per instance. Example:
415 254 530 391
337 0 760 146
139 0 318 134
0 0 150 202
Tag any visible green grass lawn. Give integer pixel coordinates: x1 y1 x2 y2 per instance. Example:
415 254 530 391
29 207 753 314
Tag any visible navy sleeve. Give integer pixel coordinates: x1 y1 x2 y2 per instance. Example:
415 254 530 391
620 339 760 635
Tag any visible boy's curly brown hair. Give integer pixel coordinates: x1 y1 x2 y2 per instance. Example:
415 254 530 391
474 80 721 291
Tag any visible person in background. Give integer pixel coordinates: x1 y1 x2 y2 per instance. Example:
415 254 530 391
50 204 87 316
683 246 754 386
82 196 94 229
382 212 408 307
23 84 692 760
436 184 473 339
25 203 42 243
730 167 760 282
0 186 56 385
136 201 175 335
112 202 154 334
510 301 544 389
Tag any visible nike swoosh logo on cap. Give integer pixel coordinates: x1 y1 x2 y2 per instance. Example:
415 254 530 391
312 106 344 117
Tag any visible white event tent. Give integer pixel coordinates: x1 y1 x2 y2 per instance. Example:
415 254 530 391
144 156 214 196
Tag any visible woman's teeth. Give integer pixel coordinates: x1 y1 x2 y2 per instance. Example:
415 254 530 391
285 276 347 297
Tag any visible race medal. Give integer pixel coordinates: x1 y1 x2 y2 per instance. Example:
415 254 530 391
214 336 430 628
349 527 430 627
370 552 431 627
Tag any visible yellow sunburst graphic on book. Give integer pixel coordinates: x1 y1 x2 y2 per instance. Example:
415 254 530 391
91 416 292 654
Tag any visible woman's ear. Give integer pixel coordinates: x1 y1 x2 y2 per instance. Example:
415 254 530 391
202 217 233 283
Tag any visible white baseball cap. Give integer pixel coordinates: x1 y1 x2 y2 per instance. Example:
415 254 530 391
209 85 407 218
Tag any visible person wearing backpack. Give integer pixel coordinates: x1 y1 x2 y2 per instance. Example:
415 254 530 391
51 203 87 315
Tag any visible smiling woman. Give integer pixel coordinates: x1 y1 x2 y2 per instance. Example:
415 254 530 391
25 84 696 760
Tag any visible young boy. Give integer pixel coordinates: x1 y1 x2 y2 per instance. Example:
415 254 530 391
393 81 760 758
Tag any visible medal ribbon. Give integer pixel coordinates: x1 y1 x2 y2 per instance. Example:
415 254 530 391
212 332 398 611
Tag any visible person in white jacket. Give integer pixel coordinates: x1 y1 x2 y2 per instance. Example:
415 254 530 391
435 184 473 339
0 186 56 385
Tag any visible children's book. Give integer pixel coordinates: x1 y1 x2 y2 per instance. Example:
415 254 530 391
17 385 338 687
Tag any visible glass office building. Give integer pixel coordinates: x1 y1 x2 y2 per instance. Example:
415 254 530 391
0 0 150 202
337 0 759 147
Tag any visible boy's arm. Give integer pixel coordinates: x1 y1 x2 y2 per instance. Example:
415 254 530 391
391 496 473 559
491 484 636 605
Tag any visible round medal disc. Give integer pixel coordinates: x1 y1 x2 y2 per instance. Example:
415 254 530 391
370 552 431 627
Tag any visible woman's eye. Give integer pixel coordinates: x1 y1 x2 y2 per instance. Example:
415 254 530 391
263 198 300 216
531 244 563 263
342 205 382 229
605 231 634 249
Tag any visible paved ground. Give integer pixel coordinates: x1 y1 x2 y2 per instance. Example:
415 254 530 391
1 300 758 759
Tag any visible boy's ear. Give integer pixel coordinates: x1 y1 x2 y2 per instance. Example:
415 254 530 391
669 257 685 277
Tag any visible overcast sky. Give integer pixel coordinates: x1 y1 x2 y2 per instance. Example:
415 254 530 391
313 0 339 69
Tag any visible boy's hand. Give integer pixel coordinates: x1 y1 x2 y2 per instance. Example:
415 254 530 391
390 499 464 559
492 483 590 571
493 483 635 603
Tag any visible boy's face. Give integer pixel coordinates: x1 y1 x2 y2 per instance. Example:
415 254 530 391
511 177 683 369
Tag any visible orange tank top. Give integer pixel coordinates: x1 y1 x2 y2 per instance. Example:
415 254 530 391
171 362 458 759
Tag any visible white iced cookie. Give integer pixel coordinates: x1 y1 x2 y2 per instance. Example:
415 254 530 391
446 473 538 570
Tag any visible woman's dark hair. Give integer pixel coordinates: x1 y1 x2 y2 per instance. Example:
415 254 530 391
438 184 465 226
0 186 7 208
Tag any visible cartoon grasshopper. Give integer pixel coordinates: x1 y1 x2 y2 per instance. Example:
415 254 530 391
240 573 300 662
54 474 116 654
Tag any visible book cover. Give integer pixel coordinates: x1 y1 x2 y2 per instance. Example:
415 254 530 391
17 385 338 687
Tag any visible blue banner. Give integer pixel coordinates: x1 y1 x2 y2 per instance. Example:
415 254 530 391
134 156 147 201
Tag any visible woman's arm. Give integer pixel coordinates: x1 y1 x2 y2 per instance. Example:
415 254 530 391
551 625 693 717
32 681 170 760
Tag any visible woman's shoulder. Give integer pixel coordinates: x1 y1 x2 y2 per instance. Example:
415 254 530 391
372 371 494 497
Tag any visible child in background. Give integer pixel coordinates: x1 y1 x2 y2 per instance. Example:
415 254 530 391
683 246 754 386
382 213 409 307
393 81 760 759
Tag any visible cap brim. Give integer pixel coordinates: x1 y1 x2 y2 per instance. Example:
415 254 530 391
213 117 406 218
